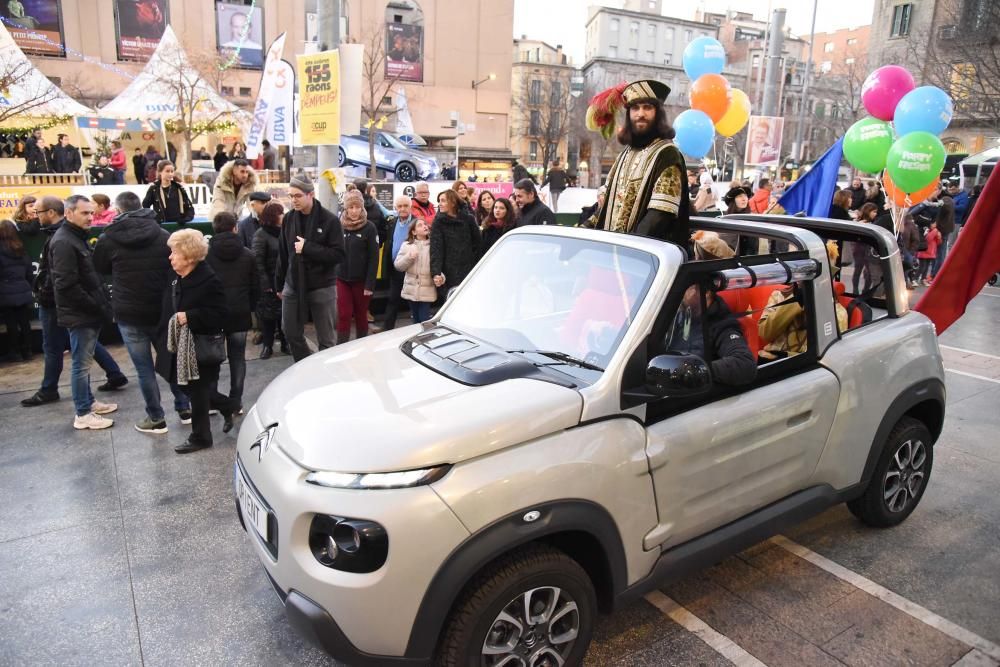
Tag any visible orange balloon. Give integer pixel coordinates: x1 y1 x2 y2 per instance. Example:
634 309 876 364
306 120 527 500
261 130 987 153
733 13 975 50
882 169 937 207
689 74 732 123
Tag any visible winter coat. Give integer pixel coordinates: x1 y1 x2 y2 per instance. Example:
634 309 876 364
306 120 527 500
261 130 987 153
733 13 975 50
262 145 278 170
411 198 436 224
0 248 33 308
935 195 955 236
337 221 379 291
829 205 852 221
110 147 127 171
50 144 82 173
24 144 50 174
749 188 772 213
578 202 600 227
429 211 481 289
848 185 867 211
381 216 411 277
49 222 111 328
543 168 568 192
512 163 535 184
917 228 942 260
952 190 970 226
667 296 756 387
237 213 260 249
394 239 436 302
88 165 116 185
92 208 171 327
362 195 387 244
252 225 282 320
142 151 162 183
693 187 718 212
155 261 228 381
213 151 228 172
33 220 62 308
515 198 556 227
480 223 511 257
133 154 146 183
206 231 258 333
276 200 345 293
143 180 195 224
210 159 259 218
899 219 921 255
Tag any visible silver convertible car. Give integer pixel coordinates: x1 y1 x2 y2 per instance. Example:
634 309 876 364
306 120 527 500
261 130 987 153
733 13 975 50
234 216 944 666
337 130 439 182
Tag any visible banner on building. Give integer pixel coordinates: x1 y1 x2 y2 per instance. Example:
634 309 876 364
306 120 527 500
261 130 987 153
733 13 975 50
744 115 784 168
113 0 168 61
1 0 64 56
385 23 423 83
297 49 340 145
245 32 286 159
216 1 263 68
266 60 295 147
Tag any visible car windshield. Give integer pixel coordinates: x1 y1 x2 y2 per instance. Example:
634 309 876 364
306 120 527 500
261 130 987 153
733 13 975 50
439 234 658 371
379 132 409 150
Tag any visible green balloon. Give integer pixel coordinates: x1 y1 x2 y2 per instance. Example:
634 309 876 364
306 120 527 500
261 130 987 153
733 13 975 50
886 131 946 193
843 117 894 173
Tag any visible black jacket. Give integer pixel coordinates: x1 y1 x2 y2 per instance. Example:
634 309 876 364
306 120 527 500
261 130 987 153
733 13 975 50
829 205 852 221
92 209 171 327
206 231 257 333
33 220 62 307
337 222 379 291
253 225 280 294
133 154 146 182
480 223 511 258
237 213 260 249
155 262 228 380
214 151 228 172
512 163 535 184
143 181 195 224
429 211 481 288
543 168 568 192
516 198 556 227
49 222 111 328
0 248 33 308
50 144 82 173
363 195 387 244
848 185 866 211
935 195 955 236
276 201 346 293
668 296 756 387
24 145 50 174
88 166 116 185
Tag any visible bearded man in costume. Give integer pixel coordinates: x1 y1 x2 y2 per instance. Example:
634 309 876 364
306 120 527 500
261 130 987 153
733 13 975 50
588 80 690 247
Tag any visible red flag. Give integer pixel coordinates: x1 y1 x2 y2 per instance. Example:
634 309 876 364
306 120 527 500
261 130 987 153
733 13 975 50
914 168 1000 333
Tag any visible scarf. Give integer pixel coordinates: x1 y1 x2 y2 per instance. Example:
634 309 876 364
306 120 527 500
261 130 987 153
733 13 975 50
167 314 199 385
341 207 367 232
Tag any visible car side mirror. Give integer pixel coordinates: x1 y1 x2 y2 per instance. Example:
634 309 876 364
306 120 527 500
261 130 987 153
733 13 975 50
646 352 712 398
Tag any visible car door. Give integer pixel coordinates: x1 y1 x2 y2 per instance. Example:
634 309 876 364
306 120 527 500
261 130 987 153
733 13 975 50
375 133 397 170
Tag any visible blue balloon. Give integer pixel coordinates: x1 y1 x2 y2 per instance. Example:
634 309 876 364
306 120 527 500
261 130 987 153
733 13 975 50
673 109 715 159
893 86 953 137
683 37 726 80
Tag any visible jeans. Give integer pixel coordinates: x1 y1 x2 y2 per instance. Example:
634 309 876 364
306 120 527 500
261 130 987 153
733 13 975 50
381 269 406 330
68 326 99 416
281 283 337 361
1 304 32 357
550 189 563 213
38 306 125 396
336 279 372 337
219 331 247 407
119 322 190 420
931 231 954 277
408 301 431 324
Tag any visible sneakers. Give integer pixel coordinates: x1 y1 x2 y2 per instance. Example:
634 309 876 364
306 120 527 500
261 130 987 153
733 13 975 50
97 376 129 392
74 412 114 430
178 409 193 425
21 391 59 407
91 400 118 415
135 417 168 434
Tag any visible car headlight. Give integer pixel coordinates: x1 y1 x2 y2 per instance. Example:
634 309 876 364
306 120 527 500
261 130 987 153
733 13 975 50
305 465 450 490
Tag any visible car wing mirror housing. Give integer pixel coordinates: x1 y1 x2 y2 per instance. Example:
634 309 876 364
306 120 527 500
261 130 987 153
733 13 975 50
646 351 712 398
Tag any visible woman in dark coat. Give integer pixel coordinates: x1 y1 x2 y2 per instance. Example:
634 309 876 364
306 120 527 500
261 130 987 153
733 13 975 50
142 160 195 224
252 202 287 358
829 189 853 220
0 220 34 361
431 189 481 294
157 229 231 453
479 197 515 258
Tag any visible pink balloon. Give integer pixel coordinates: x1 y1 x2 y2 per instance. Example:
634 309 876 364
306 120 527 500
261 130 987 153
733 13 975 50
861 65 916 121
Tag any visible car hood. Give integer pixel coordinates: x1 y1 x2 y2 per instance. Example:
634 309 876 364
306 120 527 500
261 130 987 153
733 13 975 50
254 326 584 473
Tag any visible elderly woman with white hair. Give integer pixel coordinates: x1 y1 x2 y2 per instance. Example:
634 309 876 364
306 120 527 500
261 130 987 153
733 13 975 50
693 172 719 213
156 229 231 454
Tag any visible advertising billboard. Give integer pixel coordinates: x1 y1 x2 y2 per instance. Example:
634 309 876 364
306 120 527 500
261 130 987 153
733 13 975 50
1 0 64 56
297 50 340 145
385 22 423 83
114 0 168 62
744 115 784 168
216 2 263 69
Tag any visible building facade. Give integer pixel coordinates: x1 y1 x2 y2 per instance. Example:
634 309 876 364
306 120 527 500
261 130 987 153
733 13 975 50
811 25 871 76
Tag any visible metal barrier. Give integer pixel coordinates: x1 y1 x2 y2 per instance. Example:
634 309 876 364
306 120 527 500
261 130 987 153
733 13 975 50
0 173 87 186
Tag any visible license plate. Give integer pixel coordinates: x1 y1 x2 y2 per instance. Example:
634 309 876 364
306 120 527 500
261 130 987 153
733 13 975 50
236 465 270 543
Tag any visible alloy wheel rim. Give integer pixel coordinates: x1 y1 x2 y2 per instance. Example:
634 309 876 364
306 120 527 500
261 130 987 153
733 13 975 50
481 586 580 667
398 164 414 181
883 437 927 513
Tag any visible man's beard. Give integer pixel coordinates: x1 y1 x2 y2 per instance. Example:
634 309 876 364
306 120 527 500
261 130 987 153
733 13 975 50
628 119 657 148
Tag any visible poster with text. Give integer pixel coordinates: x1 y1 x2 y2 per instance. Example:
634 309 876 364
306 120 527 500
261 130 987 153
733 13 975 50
114 0 168 61
297 50 340 145
1 0 64 56
385 22 423 83
216 2 263 69
744 115 784 168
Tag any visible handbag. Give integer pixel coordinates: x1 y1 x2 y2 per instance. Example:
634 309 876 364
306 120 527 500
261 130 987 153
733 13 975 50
172 279 227 365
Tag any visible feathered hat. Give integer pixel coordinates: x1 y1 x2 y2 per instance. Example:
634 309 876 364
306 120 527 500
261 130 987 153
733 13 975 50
586 79 671 140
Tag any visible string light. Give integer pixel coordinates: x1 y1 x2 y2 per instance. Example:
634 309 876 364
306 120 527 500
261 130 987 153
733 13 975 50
0 16 138 81
165 119 237 134
0 114 71 133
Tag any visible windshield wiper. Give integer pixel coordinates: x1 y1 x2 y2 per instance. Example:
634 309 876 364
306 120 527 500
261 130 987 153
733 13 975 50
507 349 605 372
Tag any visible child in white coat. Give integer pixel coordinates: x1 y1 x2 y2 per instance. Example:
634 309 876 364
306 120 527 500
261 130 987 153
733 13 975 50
394 220 435 323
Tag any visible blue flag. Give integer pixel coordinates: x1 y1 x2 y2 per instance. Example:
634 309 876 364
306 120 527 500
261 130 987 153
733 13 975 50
778 138 844 217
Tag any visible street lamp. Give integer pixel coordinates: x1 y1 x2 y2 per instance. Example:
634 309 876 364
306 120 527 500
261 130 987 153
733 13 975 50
472 73 497 89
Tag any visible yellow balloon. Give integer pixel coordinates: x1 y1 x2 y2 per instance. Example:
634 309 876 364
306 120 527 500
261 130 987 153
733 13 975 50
714 89 751 137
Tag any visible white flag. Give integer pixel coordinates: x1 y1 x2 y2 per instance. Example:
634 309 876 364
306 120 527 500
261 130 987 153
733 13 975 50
246 32 287 159
266 59 294 147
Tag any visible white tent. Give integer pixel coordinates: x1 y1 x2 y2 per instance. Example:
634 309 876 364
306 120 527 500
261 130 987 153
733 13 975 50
101 26 250 128
0 22 93 119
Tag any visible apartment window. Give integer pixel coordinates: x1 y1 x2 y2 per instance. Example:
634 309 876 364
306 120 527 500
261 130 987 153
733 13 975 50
890 4 912 37
529 79 542 105
647 50 655 62
530 110 541 135
240 87 252 97
630 21 639 37
647 24 656 37
629 48 638 60
221 85 234 96
609 45 618 58
684 29 692 42
663 53 672 65
847 37 858 45
529 141 538 161
752 54 760 68
821 60 832 72
648 0 655 8
845 57 855 65
824 42 834 53
665 28 674 41
610 18 619 32
551 81 562 105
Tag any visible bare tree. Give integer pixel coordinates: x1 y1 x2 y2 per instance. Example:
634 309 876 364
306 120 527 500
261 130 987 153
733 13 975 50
0 56 64 124
512 70 580 183
360 26 405 179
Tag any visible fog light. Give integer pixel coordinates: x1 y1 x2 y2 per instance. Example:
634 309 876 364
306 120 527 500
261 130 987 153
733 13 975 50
333 522 361 554
309 515 388 573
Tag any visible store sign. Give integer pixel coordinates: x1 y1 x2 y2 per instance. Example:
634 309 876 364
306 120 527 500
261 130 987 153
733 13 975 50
2 0 65 56
385 23 423 83
113 0 168 62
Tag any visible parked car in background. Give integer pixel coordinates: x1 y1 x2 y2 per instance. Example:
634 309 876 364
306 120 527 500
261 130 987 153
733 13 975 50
338 129 438 182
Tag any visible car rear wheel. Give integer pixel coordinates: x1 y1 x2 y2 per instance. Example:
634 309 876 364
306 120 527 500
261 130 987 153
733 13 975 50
395 161 416 182
847 416 933 527
337 147 347 167
437 544 596 667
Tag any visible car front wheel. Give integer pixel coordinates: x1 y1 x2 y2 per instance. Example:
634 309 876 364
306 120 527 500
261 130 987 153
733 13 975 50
337 147 347 167
437 544 596 667
395 161 416 182
847 416 933 527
